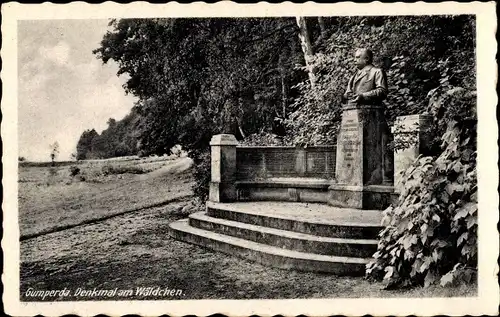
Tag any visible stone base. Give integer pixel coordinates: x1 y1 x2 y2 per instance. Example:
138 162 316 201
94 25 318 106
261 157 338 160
235 179 331 203
209 182 237 202
327 184 398 210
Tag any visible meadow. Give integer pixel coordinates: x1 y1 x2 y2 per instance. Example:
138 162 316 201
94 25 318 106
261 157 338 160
18 155 193 239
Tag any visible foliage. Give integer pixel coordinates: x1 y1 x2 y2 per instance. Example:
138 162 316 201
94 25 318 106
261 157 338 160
286 15 475 145
191 150 212 202
76 129 99 160
69 165 81 177
366 87 477 288
76 108 141 160
19 156 27 162
240 131 286 146
49 142 60 166
101 164 147 175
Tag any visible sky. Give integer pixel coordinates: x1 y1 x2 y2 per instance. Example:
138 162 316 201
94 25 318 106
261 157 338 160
18 19 138 161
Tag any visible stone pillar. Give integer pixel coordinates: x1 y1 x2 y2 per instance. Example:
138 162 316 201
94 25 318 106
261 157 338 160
209 134 238 202
392 114 433 192
328 104 394 209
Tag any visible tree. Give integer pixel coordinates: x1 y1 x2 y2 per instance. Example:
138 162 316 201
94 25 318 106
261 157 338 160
94 18 306 198
76 109 141 160
94 18 304 152
296 17 317 88
76 129 99 160
49 141 59 165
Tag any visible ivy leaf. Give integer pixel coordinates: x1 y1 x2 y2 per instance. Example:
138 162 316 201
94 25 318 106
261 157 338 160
453 206 469 221
465 202 477 215
403 234 418 249
470 190 478 202
424 270 438 288
432 249 442 262
440 271 455 287
420 257 432 273
420 223 428 234
454 202 477 220
431 239 449 248
453 161 463 173
466 215 477 229
384 266 395 280
397 218 410 233
432 214 441 222
457 232 468 246
445 183 464 196
404 249 415 260
413 258 423 276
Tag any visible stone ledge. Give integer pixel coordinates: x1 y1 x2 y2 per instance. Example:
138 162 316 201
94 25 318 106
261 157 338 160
236 178 333 189
329 184 395 193
209 134 238 146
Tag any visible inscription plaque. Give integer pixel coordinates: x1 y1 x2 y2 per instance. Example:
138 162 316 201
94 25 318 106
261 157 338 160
335 109 362 186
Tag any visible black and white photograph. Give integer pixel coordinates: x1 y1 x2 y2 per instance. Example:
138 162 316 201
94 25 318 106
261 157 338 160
2 2 498 316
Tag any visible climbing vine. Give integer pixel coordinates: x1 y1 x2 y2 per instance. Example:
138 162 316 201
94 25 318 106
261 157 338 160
366 87 477 288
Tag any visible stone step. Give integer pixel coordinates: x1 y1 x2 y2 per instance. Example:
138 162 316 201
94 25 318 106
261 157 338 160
206 201 383 239
189 212 378 258
169 219 369 275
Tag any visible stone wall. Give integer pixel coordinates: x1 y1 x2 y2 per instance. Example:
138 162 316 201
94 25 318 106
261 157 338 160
236 146 336 181
209 114 431 204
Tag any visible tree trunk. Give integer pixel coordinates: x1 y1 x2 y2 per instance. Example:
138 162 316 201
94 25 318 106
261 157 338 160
318 17 327 39
295 17 316 88
281 72 287 119
237 120 246 139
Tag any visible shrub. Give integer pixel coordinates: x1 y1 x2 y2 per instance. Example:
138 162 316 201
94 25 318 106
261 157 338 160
101 164 146 175
69 165 81 177
366 87 477 288
241 131 285 146
45 167 59 186
191 150 211 202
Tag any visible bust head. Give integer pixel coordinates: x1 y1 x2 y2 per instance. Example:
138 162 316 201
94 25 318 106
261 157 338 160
354 48 373 70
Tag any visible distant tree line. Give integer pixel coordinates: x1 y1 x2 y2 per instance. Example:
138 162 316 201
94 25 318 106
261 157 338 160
76 108 140 160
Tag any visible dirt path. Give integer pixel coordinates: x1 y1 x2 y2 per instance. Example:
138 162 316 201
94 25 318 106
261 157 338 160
20 201 475 301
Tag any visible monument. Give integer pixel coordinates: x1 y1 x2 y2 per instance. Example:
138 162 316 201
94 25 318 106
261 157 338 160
328 48 395 209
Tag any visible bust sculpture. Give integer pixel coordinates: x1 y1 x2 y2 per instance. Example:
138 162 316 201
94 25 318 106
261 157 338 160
343 48 388 107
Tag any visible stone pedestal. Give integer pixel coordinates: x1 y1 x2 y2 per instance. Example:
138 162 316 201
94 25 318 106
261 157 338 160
328 104 395 209
209 134 238 202
392 114 433 192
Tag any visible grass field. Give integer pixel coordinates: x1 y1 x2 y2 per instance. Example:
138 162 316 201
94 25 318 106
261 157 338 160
18 156 193 239
19 156 476 301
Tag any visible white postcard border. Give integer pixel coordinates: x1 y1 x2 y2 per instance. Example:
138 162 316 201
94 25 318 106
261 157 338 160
2 2 498 316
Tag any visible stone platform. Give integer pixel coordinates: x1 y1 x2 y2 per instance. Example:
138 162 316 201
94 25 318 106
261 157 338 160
168 201 383 275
